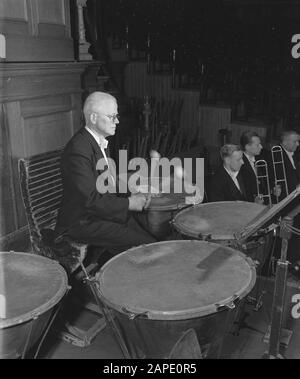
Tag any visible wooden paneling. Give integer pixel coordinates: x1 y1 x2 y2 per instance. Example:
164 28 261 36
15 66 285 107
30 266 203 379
36 0 65 25
21 95 72 118
70 93 84 136
36 0 71 39
5 102 28 230
0 0 31 37
24 112 73 156
0 0 28 21
4 36 74 62
0 62 87 251
0 0 73 61
0 105 18 237
0 63 84 102
0 21 30 37
21 94 82 155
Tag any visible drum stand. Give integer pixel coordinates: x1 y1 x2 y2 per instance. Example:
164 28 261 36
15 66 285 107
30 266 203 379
263 211 300 359
21 288 70 359
239 224 277 312
78 262 132 359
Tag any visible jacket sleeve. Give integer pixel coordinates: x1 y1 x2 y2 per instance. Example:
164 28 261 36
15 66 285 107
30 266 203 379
62 149 129 224
209 174 225 202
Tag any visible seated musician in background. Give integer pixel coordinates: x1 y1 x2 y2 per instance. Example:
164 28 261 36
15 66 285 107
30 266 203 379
239 131 263 203
55 91 156 256
277 130 300 199
272 130 300 268
209 144 246 202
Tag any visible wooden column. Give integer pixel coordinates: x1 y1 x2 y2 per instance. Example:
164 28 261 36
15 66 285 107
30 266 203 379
76 0 93 61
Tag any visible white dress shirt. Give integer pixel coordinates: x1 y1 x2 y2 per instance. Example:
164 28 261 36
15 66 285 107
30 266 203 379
224 166 241 191
85 126 116 186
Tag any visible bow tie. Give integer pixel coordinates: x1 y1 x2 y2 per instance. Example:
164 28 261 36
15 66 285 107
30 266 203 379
99 139 108 149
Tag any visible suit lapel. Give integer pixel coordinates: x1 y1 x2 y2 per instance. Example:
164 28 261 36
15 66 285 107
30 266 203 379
237 173 246 197
222 167 244 199
80 128 105 175
243 154 255 175
81 128 102 157
81 129 117 188
280 147 300 194
292 154 300 181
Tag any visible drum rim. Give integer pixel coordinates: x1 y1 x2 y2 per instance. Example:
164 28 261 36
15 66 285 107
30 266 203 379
172 201 266 239
0 252 68 329
147 195 188 211
146 203 190 211
138 179 192 211
98 240 257 321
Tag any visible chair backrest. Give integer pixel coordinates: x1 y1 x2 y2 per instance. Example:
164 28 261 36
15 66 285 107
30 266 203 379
18 150 63 251
19 150 89 275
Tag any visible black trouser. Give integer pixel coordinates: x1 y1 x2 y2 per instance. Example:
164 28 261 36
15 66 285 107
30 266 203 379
69 215 157 256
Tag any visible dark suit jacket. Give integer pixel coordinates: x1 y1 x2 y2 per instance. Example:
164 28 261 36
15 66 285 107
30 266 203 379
239 154 257 202
55 128 129 240
281 147 300 196
209 166 247 202
269 146 300 200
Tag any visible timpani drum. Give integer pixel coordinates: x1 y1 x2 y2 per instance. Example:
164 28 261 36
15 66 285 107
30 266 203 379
97 240 256 359
172 201 272 269
0 252 68 359
136 193 188 239
134 175 195 239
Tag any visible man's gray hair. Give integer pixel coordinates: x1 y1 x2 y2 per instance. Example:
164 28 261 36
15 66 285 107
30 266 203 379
280 129 300 142
220 144 242 160
83 92 116 122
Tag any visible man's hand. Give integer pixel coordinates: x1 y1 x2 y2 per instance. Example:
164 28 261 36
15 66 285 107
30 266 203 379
272 184 282 198
254 194 264 205
128 193 151 212
185 184 203 205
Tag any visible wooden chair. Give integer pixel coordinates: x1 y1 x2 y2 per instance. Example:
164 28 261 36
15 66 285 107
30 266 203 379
18 150 106 347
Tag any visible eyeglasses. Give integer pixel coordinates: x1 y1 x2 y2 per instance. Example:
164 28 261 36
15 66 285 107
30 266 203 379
96 113 120 123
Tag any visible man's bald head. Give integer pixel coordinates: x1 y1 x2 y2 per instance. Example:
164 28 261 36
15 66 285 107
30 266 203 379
83 92 117 125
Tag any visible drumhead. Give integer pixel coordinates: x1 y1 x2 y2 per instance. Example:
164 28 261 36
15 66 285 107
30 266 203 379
173 201 266 240
0 252 68 328
98 240 256 320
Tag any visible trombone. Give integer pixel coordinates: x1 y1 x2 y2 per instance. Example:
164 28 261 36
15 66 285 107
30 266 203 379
255 160 272 205
271 145 289 203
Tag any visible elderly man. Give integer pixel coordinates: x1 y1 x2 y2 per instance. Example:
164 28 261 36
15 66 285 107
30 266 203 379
55 91 155 255
209 144 246 202
275 130 300 267
278 130 300 198
239 131 263 203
